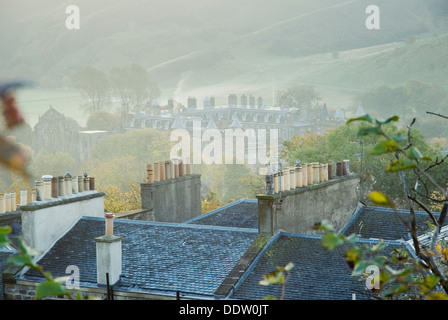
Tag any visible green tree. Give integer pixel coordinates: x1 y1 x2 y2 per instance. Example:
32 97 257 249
85 156 144 191
102 184 141 213
28 151 78 180
201 189 223 214
357 80 448 120
86 110 121 131
280 122 446 208
89 128 170 163
199 163 262 204
109 63 161 111
317 114 448 300
276 85 320 109
71 66 111 113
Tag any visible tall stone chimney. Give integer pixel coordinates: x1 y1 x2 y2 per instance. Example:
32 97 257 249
95 213 122 286
257 164 359 235
141 160 201 223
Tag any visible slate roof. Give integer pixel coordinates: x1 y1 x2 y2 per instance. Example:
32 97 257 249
185 199 258 229
0 247 17 300
231 232 407 300
9 201 444 300
18 217 259 299
341 205 447 241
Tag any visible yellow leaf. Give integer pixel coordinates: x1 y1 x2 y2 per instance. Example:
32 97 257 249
436 243 442 254
425 292 448 300
368 191 395 208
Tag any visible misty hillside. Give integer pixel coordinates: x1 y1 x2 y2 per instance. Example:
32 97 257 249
1 0 447 97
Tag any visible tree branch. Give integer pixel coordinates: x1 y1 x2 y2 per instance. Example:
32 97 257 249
426 111 448 120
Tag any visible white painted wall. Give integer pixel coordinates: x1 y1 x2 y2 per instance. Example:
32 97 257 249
21 192 104 253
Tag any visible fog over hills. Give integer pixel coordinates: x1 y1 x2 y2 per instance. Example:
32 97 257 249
1 0 447 101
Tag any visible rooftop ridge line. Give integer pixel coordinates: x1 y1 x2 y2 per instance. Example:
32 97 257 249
81 216 259 234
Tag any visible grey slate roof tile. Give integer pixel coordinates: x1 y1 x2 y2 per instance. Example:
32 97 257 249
186 199 258 229
0 248 17 300
342 206 447 241
21 217 258 298
231 233 406 300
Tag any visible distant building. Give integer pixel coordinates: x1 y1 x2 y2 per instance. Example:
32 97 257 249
32 107 80 155
31 107 112 161
124 94 348 144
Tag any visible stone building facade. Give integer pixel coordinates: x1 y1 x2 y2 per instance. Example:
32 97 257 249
31 107 110 161
126 94 348 145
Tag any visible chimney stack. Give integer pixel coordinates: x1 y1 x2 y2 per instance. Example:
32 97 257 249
11 193 16 211
295 163 302 188
20 190 27 206
95 213 122 286
58 176 65 196
89 177 95 190
64 172 72 195
72 176 79 194
0 194 4 214
35 180 43 201
302 164 307 187
78 176 84 192
51 177 59 198
5 193 11 212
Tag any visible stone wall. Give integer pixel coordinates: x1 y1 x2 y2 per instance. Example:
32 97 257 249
257 174 360 234
140 174 201 223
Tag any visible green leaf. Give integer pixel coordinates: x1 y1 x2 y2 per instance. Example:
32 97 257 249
383 284 408 297
313 220 335 232
371 241 387 253
284 262 294 272
18 237 41 257
0 226 11 234
386 158 418 172
345 247 363 266
356 126 385 138
406 146 423 160
7 254 41 270
0 233 11 248
375 116 399 125
370 140 400 155
344 233 359 245
352 260 374 276
392 133 407 142
419 274 440 295
425 292 448 300
346 114 373 124
321 233 344 250
35 280 71 300
259 270 285 286
368 191 394 208
261 296 278 300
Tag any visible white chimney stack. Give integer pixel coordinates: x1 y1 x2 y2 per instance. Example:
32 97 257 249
302 164 307 187
42 175 52 200
20 190 27 206
95 213 122 286
10 193 16 211
65 172 72 195
5 193 11 212
72 176 79 194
